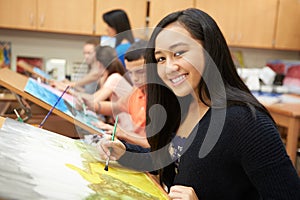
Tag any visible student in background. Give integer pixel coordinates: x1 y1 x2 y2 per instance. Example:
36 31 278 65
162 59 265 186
75 45 133 131
102 9 135 67
91 40 149 148
97 8 300 200
51 39 100 94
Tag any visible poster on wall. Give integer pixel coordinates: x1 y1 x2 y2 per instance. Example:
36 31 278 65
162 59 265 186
0 41 11 69
16 56 44 75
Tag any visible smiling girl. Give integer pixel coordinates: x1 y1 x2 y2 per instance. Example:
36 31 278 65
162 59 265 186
98 8 300 200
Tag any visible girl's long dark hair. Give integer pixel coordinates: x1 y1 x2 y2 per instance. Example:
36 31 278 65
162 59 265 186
95 45 130 83
145 8 272 173
103 9 135 47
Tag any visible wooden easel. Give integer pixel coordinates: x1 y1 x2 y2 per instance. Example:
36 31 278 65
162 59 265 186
0 68 101 138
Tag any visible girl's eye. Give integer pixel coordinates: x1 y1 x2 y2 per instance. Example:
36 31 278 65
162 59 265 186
174 50 185 57
156 57 165 63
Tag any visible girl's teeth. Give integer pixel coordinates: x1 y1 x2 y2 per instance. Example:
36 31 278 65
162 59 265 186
171 75 186 83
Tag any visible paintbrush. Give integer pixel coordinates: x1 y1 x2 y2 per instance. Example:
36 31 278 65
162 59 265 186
78 93 87 115
39 85 70 128
104 115 118 171
82 101 87 115
13 109 23 122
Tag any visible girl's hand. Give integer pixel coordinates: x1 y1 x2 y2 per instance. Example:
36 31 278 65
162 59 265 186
50 79 69 92
74 93 94 112
74 94 84 111
97 135 126 161
92 121 113 134
80 93 94 111
168 185 198 200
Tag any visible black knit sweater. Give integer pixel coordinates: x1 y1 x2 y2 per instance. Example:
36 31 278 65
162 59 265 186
120 105 300 199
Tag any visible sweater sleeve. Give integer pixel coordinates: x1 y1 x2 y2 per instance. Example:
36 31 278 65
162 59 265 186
232 108 300 199
117 142 154 172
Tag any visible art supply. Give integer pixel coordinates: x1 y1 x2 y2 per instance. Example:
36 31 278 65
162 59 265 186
104 115 118 171
78 93 87 115
39 85 70 128
13 109 23 122
88 134 103 145
82 102 87 115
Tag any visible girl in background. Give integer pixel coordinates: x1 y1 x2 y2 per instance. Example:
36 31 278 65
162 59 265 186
76 45 133 132
102 9 135 67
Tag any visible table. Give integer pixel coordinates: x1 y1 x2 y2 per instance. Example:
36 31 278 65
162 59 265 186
0 91 16 115
265 102 300 166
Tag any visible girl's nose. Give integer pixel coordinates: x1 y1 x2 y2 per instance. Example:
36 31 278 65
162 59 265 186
165 58 179 74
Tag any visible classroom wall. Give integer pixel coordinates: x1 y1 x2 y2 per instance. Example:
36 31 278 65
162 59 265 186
230 47 300 68
1 29 300 76
0 29 97 76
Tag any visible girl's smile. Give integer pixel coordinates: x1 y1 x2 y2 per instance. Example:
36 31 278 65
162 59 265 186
154 22 204 97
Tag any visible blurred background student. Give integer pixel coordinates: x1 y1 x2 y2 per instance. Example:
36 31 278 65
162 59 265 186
51 39 100 94
102 9 135 67
88 40 149 148
75 45 133 132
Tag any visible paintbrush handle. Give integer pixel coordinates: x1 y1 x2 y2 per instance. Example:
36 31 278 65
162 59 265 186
39 85 70 128
104 115 118 171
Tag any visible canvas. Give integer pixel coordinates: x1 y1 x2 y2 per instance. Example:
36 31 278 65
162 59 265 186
24 78 105 135
0 118 168 200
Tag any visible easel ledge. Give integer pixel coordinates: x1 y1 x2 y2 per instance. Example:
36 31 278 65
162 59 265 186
0 116 5 128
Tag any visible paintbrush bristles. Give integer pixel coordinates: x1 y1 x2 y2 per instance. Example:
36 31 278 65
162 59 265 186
104 157 109 171
103 115 118 171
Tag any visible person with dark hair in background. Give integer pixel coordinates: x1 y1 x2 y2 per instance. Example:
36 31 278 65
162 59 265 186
102 9 135 67
81 40 150 148
97 8 300 200
75 45 133 133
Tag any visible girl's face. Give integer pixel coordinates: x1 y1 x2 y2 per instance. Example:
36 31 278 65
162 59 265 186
97 60 106 74
154 22 205 97
105 24 117 37
97 61 108 85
